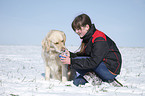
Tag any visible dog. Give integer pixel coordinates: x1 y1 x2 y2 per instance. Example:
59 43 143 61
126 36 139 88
41 30 68 82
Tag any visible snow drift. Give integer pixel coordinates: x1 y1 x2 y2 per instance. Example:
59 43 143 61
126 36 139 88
0 45 145 96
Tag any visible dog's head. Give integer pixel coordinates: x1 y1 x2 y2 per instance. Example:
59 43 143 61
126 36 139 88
42 30 66 53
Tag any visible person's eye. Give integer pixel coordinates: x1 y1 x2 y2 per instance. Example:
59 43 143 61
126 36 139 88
75 29 80 32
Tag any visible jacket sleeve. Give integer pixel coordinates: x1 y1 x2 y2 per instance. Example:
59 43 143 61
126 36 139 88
70 52 77 58
70 51 86 58
71 38 109 70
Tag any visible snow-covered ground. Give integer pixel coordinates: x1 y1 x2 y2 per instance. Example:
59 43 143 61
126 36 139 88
0 45 145 96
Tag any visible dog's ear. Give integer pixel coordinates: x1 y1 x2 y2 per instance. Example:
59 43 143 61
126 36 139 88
45 38 50 52
41 39 45 49
41 38 50 52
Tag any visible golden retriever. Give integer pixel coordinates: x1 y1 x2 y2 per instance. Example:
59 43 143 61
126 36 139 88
41 30 68 82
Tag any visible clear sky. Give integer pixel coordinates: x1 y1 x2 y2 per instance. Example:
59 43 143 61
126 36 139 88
0 0 145 47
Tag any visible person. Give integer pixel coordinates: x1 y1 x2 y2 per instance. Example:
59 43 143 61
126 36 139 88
60 14 122 86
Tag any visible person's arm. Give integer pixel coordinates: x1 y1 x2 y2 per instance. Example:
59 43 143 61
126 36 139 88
71 38 109 70
70 52 78 58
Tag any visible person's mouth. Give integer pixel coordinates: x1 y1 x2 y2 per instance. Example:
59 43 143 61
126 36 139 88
77 33 81 36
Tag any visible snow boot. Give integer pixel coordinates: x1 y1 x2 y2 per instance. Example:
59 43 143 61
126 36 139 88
83 72 102 86
107 78 123 87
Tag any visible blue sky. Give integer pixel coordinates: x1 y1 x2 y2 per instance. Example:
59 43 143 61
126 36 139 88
0 0 145 47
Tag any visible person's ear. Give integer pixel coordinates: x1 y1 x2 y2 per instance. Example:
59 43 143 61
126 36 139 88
85 24 90 31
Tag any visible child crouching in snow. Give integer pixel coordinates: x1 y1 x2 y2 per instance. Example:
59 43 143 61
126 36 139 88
60 14 123 87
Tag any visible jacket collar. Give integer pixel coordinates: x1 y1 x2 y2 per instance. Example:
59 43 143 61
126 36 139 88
81 24 96 43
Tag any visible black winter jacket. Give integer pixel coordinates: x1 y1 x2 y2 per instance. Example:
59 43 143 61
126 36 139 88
70 24 122 75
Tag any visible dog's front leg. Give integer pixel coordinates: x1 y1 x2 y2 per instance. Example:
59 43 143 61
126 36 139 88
45 64 50 80
62 64 68 82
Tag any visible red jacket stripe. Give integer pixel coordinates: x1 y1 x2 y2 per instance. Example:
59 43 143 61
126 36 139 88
92 30 106 43
111 49 120 73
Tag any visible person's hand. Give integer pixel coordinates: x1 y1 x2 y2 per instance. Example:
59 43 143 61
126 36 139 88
60 54 71 64
65 50 70 57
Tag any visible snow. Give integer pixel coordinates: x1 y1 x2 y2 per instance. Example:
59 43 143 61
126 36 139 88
0 45 145 96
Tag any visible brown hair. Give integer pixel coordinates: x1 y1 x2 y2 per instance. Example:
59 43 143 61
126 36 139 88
72 14 92 31
72 14 92 53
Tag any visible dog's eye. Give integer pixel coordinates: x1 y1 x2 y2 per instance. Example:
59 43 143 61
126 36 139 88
61 40 64 42
55 42 59 44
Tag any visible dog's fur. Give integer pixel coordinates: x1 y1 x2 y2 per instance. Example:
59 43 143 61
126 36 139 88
41 30 68 82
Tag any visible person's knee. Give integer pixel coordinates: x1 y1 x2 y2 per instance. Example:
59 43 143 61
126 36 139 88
73 75 87 86
100 74 117 82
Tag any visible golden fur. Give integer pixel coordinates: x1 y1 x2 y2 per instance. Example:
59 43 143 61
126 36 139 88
41 30 68 82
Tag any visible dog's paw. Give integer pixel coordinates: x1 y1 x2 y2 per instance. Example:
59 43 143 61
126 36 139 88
62 77 67 83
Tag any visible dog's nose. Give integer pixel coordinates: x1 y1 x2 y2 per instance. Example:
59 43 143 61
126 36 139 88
61 47 66 52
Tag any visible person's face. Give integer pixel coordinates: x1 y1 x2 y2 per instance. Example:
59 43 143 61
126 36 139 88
75 25 90 38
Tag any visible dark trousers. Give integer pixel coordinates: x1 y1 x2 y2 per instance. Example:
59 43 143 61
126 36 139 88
73 57 117 86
